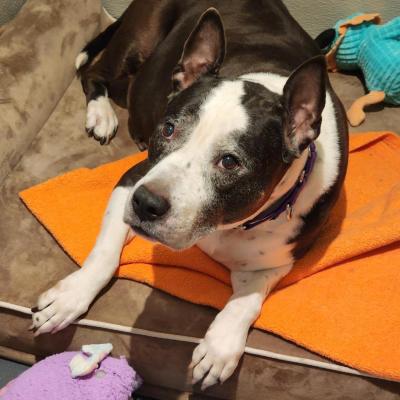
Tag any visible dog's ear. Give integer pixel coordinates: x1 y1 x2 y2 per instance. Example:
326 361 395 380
314 29 336 52
172 8 226 91
282 56 327 162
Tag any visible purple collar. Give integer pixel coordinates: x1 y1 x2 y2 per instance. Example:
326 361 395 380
241 142 317 230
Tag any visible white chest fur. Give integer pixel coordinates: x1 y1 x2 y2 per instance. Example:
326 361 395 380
198 213 301 271
197 72 341 271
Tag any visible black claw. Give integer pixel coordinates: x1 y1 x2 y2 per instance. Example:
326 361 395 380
91 129 118 146
107 127 118 144
86 127 94 138
31 306 39 313
92 133 101 143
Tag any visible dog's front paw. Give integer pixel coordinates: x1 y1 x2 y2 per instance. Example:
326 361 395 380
86 96 118 145
31 270 97 336
190 321 247 390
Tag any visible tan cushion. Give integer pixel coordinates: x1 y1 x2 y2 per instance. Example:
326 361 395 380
0 0 101 184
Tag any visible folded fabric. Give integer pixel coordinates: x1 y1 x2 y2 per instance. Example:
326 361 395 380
19 132 400 381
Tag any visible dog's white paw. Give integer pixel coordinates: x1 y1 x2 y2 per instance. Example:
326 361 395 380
190 319 247 390
86 96 118 145
31 270 98 336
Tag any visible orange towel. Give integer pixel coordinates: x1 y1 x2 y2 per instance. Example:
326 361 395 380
20 132 400 380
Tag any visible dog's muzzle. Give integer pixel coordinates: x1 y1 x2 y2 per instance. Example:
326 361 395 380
132 185 170 222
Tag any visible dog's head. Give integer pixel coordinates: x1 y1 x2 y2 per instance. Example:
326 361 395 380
124 8 327 249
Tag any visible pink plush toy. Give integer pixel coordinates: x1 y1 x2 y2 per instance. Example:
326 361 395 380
0 347 142 400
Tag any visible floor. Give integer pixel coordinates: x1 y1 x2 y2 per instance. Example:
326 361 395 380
0 358 29 387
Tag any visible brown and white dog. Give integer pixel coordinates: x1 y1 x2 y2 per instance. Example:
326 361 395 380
32 0 348 390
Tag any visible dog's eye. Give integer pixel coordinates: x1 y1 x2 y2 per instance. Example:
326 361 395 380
218 154 240 170
162 122 175 139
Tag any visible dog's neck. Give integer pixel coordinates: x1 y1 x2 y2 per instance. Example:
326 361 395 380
219 148 309 231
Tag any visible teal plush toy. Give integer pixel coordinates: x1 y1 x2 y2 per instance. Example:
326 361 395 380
315 13 400 126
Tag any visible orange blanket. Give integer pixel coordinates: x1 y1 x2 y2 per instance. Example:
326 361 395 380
20 132 400 381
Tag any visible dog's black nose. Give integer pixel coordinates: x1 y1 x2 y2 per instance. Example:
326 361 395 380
132 185 170 221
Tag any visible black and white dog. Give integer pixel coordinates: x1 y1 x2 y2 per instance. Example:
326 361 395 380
32 0 348 390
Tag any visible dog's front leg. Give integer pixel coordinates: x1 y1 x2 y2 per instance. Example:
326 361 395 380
31 186 133 335
191 265 292 390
